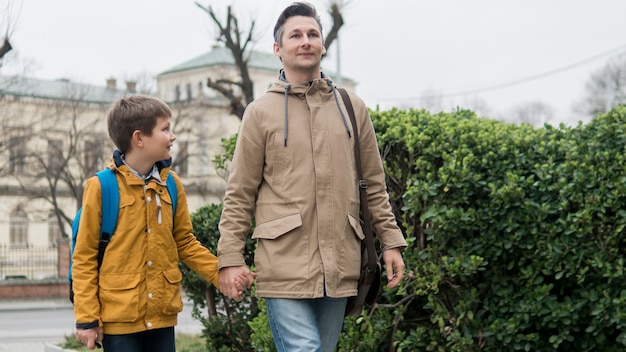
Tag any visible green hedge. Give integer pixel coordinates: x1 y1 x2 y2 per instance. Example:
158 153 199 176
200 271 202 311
183 105 626 351
179 203 258 352
366 105 626 351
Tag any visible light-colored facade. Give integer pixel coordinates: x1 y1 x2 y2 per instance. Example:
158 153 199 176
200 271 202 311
0 46 356 255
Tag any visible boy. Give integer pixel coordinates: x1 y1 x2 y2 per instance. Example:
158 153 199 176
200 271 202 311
72 95 250 351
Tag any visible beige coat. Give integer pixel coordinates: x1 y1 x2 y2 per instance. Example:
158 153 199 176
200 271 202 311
218 74 407 298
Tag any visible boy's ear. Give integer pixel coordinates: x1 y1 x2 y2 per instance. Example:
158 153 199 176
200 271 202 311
131 130 144 148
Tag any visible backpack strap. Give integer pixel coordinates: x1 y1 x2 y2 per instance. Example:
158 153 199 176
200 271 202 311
96 168 119 268
166 172 178 216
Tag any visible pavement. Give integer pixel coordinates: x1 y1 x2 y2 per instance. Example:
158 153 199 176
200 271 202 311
0 297 204 352
0 298 75 352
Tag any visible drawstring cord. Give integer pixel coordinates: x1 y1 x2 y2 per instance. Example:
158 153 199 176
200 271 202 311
284 85 291 147
155 193 162 224
281 80 352 147
330 84 352 139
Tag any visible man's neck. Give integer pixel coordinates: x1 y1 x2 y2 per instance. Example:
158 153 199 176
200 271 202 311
281 68 321 84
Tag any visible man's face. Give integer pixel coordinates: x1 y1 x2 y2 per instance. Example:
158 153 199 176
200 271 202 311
274 15 326 78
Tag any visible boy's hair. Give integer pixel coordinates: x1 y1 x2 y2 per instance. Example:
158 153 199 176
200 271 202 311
107 95 172 154
273 2 323 47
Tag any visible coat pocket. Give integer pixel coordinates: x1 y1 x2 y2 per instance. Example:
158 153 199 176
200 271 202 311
159 267 184 315
252 213 302 240
99 272 141 322
251 213 305 281
119 195 137 221
341 213 365 281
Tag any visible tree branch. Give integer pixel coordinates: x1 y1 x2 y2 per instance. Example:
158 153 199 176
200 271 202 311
0 37 12 60
324 3 344 53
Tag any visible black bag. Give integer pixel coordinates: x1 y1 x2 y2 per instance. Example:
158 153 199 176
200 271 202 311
339 88 382 317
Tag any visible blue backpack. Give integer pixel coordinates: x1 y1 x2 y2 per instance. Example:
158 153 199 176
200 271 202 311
68 168 178 303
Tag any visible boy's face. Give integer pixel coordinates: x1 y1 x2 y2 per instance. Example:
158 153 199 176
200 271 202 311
142 116 176 162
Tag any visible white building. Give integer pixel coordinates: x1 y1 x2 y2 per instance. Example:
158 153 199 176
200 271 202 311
0 46 356 251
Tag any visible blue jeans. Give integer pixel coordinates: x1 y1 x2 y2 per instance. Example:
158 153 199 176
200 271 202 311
102 327 175 352
266 297 348 352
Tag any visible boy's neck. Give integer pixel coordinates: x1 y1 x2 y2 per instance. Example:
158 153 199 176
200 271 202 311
123 152 154 177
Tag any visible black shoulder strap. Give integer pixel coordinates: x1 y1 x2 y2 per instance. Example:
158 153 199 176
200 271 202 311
338 88 379 276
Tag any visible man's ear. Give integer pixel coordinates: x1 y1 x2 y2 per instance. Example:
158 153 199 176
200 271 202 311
273 42 282 61
131 130 144 148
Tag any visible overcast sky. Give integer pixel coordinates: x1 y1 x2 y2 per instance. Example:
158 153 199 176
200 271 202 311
3 0 626 125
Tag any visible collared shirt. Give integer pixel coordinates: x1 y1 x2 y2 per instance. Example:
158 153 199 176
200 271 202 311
121 155 162 184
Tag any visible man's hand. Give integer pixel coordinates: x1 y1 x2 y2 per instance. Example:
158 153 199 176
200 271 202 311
383 248 405 288
219 265 256 301
75 326 103 350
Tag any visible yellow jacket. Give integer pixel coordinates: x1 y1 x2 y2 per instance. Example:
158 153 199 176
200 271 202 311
72 153 218 335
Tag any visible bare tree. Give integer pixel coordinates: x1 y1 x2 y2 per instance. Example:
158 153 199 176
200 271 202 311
576 54 626 117
3 83 112 239
0 0 19 66
195 2 346 119
512 101 555 126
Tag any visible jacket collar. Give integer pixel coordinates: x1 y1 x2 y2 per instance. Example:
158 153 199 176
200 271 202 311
107 149 172 184
270 70 352 147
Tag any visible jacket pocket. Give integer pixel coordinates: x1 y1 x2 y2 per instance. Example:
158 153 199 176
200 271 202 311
159 267 183 315
119 195 137 221
252 213 306 281
347 213 365 241
99 272 141 322
341 213 365 281
252 213 302 240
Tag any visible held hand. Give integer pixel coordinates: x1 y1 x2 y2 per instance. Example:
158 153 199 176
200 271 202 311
383 248 405 289
75 326 103 350
219 265 256 302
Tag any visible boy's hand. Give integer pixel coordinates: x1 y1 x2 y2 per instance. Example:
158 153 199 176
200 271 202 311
219 266 256 301
75 326 103 350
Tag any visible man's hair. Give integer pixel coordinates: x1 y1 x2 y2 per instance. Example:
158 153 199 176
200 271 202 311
107 95 172 154
273 2 323 47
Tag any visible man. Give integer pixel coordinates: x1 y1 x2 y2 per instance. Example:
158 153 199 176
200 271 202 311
218 2 407 351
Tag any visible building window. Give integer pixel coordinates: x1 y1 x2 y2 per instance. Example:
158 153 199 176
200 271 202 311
47 139 64 176
10 207 28 248
9 136 26 175
84 140 102 176
175 85 181 102
175 141 189 176
186 83 193 101
48 213 62 247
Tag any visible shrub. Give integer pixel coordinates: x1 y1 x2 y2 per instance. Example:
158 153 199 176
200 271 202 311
366 105 626 351
180 202 257 351
186 105 626 351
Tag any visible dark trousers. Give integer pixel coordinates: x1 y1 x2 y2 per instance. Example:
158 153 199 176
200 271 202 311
103 327 175 352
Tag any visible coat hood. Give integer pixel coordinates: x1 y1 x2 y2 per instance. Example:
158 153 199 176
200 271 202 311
266 70 352 147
